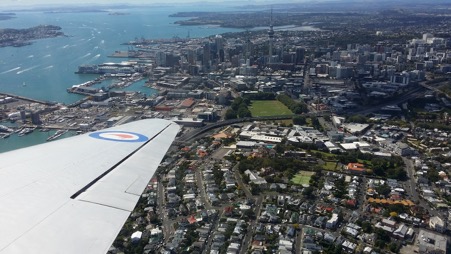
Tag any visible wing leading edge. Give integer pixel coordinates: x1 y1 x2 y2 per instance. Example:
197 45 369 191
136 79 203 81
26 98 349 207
0 119 180 254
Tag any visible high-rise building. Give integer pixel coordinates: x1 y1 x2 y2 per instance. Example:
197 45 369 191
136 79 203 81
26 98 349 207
215 35 224 60
268 8 274 63
31 111 42 125
155 51 167 67
295 47 305 64
202 43 211 70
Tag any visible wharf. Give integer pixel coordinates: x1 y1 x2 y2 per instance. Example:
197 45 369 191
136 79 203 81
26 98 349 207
22 124 80 131
0 92 54 105
108 50 152 58
67 97 90 108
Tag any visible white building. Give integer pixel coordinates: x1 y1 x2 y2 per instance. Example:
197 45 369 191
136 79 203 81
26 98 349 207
429 216 446 233
326 213 339 229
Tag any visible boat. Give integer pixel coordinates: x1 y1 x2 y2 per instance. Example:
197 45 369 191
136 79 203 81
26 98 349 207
0 125 14 133
0 133 10 139
18 127 35 137
46 130 68 142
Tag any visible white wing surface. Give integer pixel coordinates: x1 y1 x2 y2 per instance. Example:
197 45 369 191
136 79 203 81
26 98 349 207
0 119 179 254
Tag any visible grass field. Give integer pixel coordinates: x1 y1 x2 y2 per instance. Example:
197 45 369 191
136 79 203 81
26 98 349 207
323 161 339 171
291 171 315 186
249 100 292 117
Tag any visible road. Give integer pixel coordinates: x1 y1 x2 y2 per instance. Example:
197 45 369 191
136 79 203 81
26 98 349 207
418 78 451 99
195 164 213 210
233 163 253 199
351 86 425 115
403 158 419 202
202 210 223 254
403 157 439 217
297 226 305 253
240 196 263 253
157 179 172 243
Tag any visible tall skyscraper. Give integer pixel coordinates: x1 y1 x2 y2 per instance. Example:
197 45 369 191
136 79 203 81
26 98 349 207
296 47 305 64
268 8 274 63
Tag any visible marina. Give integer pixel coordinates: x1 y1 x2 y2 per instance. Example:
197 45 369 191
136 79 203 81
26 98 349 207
0 129 76 153
67 73 145 95
75 61 141 75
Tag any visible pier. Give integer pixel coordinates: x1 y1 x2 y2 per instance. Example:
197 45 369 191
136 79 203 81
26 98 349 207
22 124 80 131
67 97 90 108
0 92 55 105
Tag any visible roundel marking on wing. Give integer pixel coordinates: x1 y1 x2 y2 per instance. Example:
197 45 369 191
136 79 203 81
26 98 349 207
89 131 149 142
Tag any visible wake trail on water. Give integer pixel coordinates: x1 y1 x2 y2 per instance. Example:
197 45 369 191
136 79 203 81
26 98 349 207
69 53 92 64
17 65 40 74
43 54 52 58
1 67 21 74
80 53 92 59
90 54 101 61
43 65 54 70
85 54 101 63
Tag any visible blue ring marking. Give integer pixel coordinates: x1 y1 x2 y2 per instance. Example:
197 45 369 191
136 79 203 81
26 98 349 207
89 131 149 143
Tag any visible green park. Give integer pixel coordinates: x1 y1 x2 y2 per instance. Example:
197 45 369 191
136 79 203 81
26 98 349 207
248 100 293 117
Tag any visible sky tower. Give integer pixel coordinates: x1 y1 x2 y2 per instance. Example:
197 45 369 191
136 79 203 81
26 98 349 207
268 8 274 63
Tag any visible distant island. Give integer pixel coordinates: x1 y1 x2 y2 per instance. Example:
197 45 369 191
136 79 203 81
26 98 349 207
0 25 65 48
108 12 130 16
0 13 16 21
170 12 257 28
43 10 107 14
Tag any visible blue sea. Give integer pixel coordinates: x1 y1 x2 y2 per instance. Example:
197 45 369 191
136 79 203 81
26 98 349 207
0 5 243 152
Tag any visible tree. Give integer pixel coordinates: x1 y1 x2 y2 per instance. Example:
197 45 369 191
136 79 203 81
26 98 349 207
303 186 315 199
293 115 307 125
311 116 322 130
237 105 252 118
243 209 256 219
361 221 373 233
347 114 368 123
389 242 399 253
276 94 308 114
225 109 237 120
231 97 244 111
376 184 391 197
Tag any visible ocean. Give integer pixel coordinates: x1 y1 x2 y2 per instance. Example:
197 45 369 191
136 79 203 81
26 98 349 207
0 5 243 152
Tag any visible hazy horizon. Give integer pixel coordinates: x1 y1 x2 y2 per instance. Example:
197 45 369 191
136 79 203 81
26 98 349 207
0 0 444 9
2 0 275 8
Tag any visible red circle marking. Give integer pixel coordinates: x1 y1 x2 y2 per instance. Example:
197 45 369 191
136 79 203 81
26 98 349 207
111 133 134 139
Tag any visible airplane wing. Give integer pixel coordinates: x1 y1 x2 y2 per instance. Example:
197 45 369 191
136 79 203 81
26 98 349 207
0 119 180 254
